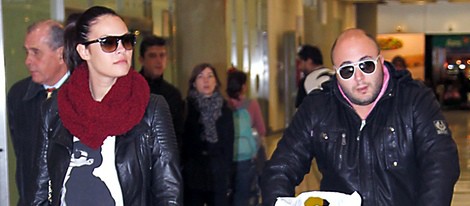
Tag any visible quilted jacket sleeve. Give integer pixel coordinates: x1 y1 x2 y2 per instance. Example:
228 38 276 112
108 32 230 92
412 87 460 206
260 96 318 206
148 95 183 205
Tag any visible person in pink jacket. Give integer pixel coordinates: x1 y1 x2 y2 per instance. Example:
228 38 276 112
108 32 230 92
227 69 266 206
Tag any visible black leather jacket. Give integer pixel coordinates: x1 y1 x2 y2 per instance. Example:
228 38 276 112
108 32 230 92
33 94 182 205
261 62 460 206
139 70 185 151
7 77 47 206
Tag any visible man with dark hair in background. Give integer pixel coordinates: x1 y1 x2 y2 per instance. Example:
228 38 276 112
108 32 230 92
391 55 408 71
139 35 184 150
8 19 69 205
295 44 334 108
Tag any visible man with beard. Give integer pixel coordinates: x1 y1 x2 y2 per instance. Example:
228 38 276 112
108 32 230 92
261 28 459 206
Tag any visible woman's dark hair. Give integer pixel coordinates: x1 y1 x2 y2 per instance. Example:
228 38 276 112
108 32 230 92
188 63 222 95
226 69 247 100
63 6 119 70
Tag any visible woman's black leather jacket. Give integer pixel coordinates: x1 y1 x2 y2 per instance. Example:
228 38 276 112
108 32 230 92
33 94 182 205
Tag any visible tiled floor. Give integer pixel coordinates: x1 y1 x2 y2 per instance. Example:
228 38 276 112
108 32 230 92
446 110 470 206
264 110 470 205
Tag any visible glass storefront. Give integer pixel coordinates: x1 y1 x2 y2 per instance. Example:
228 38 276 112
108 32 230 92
427 35 470 109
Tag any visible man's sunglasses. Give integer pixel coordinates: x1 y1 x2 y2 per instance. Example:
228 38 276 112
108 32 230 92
81 33 136 53
336 55 381 80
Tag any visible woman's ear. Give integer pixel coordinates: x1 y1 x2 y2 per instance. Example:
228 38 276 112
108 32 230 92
76 44 91 61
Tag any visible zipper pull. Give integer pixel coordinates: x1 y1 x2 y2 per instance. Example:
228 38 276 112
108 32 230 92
356 120 366 141
359 120 366 131
341 133 346 145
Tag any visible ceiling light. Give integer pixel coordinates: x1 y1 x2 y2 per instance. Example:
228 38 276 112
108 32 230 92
399 0 437 4
340 0 386 3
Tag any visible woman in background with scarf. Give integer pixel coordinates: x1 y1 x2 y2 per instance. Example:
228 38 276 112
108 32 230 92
33 6 181 205
182 63 234 206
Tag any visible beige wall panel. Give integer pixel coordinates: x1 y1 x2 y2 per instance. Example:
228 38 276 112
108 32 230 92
267 0 300 131
175 0 228 97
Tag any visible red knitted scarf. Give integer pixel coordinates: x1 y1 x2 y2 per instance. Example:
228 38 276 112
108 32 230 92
58 63 150 149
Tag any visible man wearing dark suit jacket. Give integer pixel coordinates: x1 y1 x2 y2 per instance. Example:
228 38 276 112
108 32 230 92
7 19 69 205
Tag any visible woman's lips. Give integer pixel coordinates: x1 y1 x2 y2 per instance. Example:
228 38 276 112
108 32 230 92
114 59 128 64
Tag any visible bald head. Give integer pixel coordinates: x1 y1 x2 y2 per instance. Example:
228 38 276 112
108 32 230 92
330 28 380 66
27 20 64 51
329 28 384 107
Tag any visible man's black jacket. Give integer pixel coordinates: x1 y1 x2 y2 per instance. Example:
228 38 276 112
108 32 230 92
261 62 460 206
8 77 47 206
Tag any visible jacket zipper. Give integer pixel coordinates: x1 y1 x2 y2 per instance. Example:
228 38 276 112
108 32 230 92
357 120 366 141
338 133 346 169
339 120 365 170
356 119 365 195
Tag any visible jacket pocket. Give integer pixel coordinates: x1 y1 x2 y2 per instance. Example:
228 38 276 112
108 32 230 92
312 128 347 171
383 126 403 170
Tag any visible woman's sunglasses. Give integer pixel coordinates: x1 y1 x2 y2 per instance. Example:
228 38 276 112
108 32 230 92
81 32 136 53
336 55 381 80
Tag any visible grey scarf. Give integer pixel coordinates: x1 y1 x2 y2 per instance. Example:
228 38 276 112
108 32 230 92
189 90 223 143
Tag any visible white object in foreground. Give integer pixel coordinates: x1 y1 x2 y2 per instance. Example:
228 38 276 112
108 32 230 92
275 191 361 206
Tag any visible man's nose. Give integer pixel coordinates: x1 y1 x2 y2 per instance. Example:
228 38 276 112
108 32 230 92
353 66 365 81
25 55 33 66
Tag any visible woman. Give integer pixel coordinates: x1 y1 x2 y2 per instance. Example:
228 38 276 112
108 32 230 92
226 69 266 206
33 6 181 205
182 63 234 206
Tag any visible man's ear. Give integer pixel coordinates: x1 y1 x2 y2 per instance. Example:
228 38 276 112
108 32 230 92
76 44 91 61
139 56 144 65
56 47 64 64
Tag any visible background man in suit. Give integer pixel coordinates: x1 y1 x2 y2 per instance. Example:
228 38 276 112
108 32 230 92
7 19 69 205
